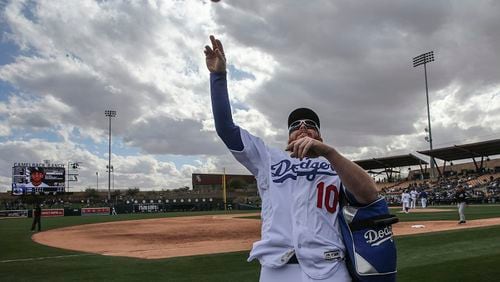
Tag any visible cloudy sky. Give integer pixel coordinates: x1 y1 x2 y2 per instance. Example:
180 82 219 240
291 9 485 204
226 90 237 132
0 0 499 192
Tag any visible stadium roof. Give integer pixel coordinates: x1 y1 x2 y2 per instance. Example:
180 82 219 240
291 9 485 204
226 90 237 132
354 154 428 170
417 139 500 161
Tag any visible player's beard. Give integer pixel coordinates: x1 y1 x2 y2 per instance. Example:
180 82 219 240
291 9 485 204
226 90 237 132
287 130 323 144
297 131 313 139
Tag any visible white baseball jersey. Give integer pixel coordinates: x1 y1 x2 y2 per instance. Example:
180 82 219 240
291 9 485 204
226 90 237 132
231 128 347 280
401 192 410 203
410 190 418 199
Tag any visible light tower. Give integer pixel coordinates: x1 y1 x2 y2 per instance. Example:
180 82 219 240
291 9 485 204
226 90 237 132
413 51 435 178
105 110 116 202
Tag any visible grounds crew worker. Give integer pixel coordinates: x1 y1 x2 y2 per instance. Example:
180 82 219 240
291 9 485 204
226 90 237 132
31 204 42 232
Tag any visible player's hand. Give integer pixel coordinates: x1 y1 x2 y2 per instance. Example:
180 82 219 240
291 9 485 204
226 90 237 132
286 136 331 160
204 35 226 73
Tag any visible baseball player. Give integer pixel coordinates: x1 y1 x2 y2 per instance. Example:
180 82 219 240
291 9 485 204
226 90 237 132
419 190 428 208
401 190 410 213
205 35 378 282
455 185 468 224
22 167 49 193
410 188 418 209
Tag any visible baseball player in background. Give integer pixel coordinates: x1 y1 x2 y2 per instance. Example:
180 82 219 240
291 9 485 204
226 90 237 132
205 35 378 282
410 188 418 209
401 190 410 213
419 190 428 208
455 185 468 224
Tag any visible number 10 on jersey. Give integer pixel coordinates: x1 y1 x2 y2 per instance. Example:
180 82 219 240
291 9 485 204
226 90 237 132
316 182 339 213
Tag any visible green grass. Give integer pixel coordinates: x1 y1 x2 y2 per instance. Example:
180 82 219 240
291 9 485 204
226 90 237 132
1 206 499 281
390 204 500 222
1 250 260 282
0 210 257 260
397 225 500 281
241 204 500 222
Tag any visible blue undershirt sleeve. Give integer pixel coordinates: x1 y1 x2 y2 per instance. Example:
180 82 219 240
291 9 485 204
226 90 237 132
210 72 244 151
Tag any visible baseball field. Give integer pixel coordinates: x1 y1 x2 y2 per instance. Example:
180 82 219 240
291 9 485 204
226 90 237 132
1 205 500 281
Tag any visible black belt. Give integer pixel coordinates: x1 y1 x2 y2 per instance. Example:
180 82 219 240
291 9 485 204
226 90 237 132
348 214 399 231
287 254 299 264
286 251 344 264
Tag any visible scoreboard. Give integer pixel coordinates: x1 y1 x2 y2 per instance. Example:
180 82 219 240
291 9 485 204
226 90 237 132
12 163 66 195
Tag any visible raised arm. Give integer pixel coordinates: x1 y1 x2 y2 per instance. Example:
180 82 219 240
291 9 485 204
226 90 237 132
204 35 243 151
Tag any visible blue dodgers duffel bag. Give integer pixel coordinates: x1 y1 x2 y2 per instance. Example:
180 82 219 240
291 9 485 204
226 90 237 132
338 188 398 282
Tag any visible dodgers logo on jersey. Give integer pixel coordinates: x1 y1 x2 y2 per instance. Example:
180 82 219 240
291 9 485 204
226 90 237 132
271 159 337 183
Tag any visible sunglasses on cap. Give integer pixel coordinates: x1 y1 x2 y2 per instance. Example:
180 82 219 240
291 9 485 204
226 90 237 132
288 119 319 134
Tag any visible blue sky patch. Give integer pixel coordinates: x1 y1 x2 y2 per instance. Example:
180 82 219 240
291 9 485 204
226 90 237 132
228 64 255 81
0 80 16 101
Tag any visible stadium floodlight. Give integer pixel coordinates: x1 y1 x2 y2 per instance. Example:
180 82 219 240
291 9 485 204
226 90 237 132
67 161 81 192
222 167 227 211
106 165 114 196
105 110 117 202
413 51 435 178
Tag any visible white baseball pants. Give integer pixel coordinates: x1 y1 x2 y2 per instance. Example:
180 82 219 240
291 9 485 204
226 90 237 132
421 198 427 208
259 262 351 282
458 202 466 221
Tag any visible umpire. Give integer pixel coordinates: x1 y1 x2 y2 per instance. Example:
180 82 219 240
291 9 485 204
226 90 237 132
31 204 42 232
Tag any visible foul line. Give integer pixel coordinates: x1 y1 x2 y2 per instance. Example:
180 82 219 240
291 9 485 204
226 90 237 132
1 253 93 263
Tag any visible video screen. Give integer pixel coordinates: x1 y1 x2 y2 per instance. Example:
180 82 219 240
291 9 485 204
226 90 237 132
12 163 66 195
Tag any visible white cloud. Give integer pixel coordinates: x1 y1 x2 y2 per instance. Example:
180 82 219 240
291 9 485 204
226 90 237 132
0 123 10 136
1 0 500 191
0 138 220 192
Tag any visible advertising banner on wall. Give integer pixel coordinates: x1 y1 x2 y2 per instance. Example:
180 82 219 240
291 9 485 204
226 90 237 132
0 210 29 218
41 209 65 217
81 207 110 216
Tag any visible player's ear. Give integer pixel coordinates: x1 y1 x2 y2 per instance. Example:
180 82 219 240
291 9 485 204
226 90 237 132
316 131 323 142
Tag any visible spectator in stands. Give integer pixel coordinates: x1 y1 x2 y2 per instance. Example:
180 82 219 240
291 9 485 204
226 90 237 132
441 191 448 204
428 191 436 206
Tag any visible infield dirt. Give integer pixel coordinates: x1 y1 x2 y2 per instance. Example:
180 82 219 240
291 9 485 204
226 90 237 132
33 213 500 259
